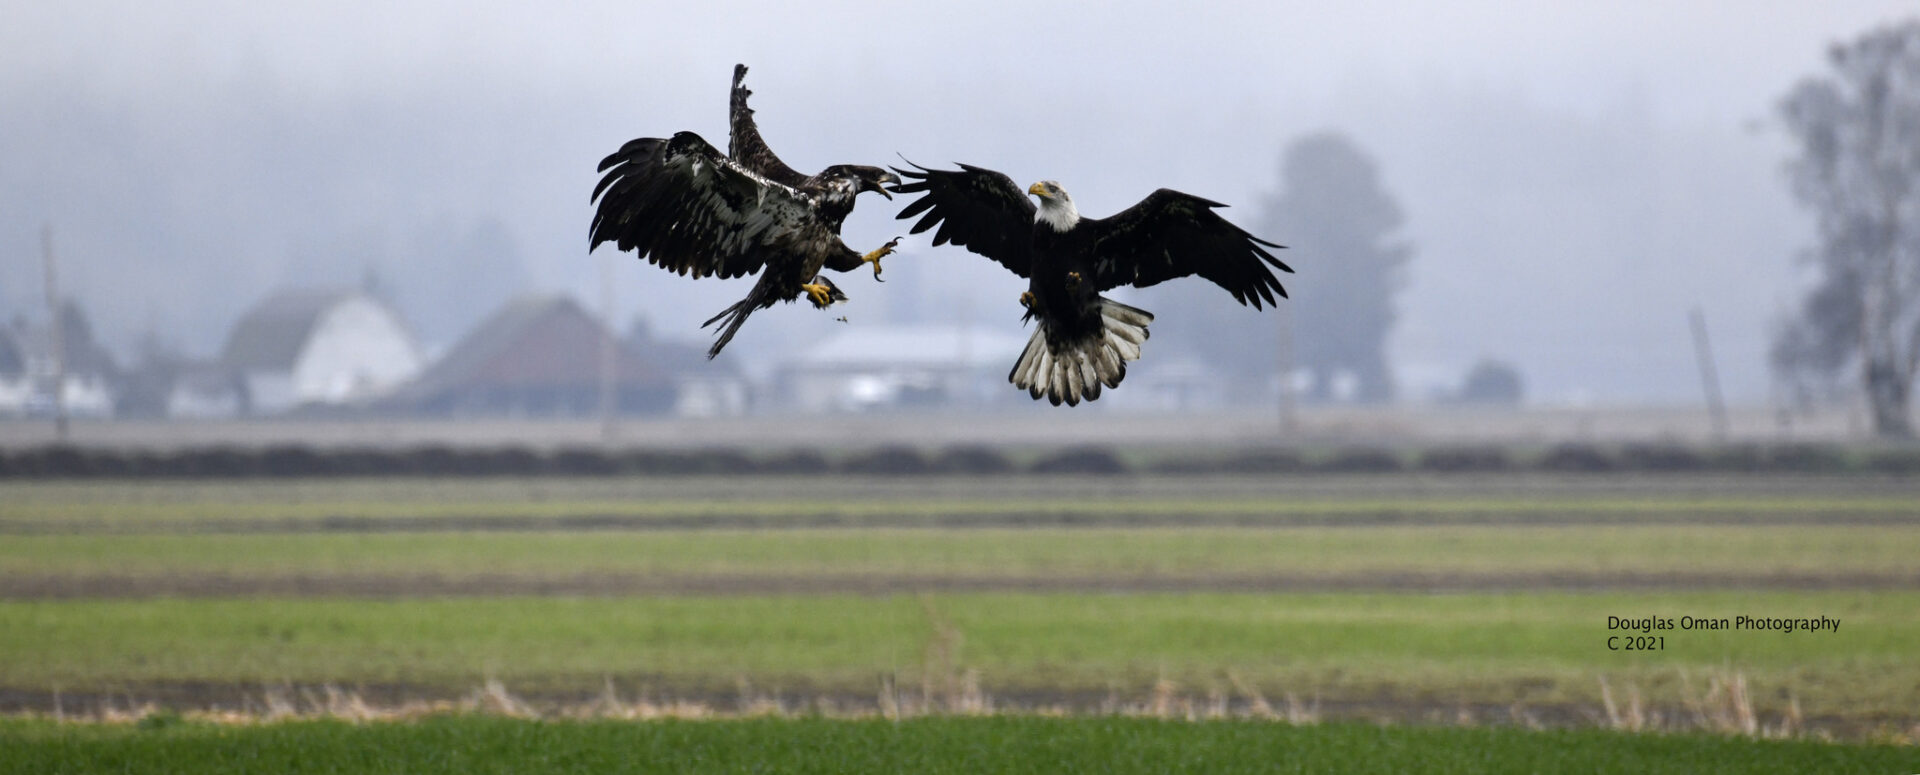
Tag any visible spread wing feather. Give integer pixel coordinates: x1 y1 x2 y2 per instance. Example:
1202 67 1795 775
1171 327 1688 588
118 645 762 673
727 64 809 189
589 131 827 280
889 162 1035 278
1084 189 1292 308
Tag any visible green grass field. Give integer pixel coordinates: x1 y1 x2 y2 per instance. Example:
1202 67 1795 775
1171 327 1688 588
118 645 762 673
5 525 1917 579
6 592 1915 725
4 472 1917 750
5 475 1917 530
3 716 1915 775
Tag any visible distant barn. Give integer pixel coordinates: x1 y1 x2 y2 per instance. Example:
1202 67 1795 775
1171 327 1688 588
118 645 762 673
220 288 424 414
379 295 676 418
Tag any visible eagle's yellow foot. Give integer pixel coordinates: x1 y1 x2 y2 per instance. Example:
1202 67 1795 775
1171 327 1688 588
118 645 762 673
1065 271 1083 291
802 282 835 309
1019 291 1036 309
862 237 901 281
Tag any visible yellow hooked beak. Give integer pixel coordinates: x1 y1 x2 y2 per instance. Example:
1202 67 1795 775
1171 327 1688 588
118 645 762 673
1027 182 1049 198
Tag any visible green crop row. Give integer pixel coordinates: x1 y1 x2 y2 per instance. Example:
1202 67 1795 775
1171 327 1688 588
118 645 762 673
15 713 1920 775
4 525 1915 579
5 716 1915 775
5 592 1915 723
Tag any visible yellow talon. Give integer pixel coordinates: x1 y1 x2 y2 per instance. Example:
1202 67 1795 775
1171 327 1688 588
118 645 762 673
863 237 900 281
1065 271 1083 291
1020 291 1036 309
802 282 834 308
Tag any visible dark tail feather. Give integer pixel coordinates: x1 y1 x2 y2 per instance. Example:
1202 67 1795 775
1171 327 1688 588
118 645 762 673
701 298 757 359
1008 297 1153 406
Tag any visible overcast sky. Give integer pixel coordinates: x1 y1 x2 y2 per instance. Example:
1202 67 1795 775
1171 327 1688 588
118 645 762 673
3 1 1914 405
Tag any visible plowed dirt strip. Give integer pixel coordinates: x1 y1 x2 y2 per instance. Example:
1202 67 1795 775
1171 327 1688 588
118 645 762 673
0 683 1879 742
5 570 1917 599
6 475 1918 534
8 508 1920 534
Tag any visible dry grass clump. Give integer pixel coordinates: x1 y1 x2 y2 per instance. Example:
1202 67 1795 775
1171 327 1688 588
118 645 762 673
16 672 1906 745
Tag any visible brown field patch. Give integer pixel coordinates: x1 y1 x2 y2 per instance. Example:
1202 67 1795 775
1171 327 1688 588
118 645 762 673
0 677 1884 742
6 569 1917 600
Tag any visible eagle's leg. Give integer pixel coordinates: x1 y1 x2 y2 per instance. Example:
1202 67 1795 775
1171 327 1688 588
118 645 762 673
860 237 901 281
1065 271 1083 292
1020 291 1037 309
801 282 836 309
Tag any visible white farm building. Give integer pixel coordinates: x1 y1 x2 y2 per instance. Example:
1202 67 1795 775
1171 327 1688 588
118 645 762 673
775 325 1028 412
219 288 424 414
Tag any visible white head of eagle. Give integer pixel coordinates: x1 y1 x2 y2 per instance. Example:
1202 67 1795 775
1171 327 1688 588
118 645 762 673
1028 180 1081 232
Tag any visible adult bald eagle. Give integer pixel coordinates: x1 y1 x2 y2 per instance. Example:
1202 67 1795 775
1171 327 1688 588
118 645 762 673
589 65 901 358
891 165 1291 406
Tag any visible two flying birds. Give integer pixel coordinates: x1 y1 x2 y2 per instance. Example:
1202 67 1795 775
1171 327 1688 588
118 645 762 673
589 65 1291 407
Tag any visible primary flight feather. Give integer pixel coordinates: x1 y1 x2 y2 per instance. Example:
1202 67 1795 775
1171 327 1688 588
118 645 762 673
892 164 1291 405
589 65 901 358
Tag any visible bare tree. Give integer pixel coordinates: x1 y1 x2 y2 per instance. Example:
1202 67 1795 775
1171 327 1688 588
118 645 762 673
1776 19 1920 438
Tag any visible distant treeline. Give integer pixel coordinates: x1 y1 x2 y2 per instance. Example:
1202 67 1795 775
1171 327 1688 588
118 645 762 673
2 442 1918 478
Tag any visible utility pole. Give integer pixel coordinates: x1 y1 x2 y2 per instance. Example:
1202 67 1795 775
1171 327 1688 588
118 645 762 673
598 248 618 444
956 290 972 409
42 224 69 441
1689 306 1729 442
1276 300 1297 436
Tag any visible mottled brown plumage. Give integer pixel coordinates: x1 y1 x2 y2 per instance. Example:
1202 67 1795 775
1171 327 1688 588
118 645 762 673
589 65 899 358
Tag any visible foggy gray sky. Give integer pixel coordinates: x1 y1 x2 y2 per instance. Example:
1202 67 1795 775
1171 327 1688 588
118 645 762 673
3 1 1913 405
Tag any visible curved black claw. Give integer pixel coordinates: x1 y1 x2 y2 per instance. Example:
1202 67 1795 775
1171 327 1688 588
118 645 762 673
864 236 901 282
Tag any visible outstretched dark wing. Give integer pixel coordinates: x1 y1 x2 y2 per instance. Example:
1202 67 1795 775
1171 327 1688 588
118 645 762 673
1082 189 1291 308
589 131 827 280
727 64 809 189
890 162 1036 278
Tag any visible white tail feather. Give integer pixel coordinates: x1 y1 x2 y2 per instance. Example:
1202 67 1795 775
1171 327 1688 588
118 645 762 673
1009 297 1154 406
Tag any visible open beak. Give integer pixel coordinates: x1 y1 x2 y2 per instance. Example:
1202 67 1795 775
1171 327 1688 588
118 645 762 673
865 172 901 200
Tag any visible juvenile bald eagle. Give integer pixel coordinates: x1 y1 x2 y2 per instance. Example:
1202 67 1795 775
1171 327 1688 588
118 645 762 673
589 65 900 358
892 164 1290 405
